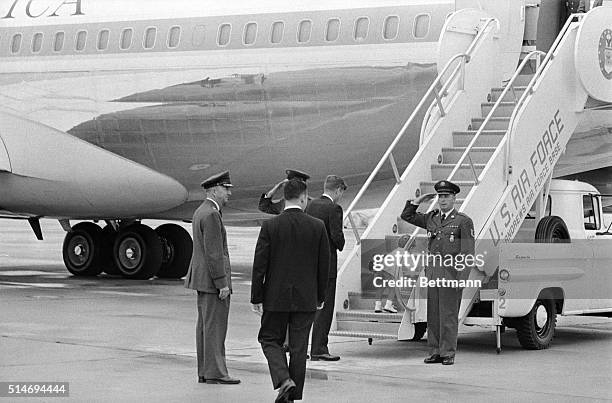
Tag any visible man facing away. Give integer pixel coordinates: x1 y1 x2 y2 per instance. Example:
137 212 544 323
400 180 475 366
251 179 330 402
305 175 347 362
258 169 311 215
184 171 240 384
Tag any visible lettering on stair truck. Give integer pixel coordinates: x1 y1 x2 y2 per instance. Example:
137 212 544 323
489 110 564 245
2 0 83 19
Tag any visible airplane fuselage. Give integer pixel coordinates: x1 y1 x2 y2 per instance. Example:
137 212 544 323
0 0 457 220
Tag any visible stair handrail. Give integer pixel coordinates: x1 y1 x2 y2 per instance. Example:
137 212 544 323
393 50 545 310
396 16 585 310
419 63 462 146
345 18 499 243
445 50 546 186
505 13 584 181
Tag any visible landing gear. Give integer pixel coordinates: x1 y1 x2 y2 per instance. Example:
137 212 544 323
62 221 192 280
113 224 163 279
62 222 105 276
155 224 193 279
101 224 120 275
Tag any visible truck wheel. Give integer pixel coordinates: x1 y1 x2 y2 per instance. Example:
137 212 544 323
535 216 570 243
515 299 556 349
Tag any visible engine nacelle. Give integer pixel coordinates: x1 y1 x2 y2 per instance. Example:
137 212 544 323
0 112 187 218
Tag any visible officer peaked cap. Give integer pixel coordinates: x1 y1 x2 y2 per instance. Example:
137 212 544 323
434 180 460 195
285 169 310 182
201 171 234 189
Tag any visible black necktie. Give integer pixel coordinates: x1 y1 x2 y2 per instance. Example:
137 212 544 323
441 213 446 221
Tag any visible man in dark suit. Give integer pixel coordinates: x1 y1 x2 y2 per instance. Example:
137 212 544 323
400 180 475 366
258 169 311 215
305 175 347 362
184 171 240 384
251 179 330 402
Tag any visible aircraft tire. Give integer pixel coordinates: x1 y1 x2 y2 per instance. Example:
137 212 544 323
155 224 193 279
101 225 121 275
62 222 105 277
113 223 162 279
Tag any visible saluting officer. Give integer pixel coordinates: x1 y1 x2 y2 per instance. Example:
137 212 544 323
400 180 475 365
258 169 311 215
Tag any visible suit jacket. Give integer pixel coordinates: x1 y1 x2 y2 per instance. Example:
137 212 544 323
258 194 284 215
304 195 345 278
401 201 475 281
251 208 330 312
184 199 232 293
258 194 314 215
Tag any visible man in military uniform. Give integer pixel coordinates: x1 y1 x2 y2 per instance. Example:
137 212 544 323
400 180 475 365
184 171 240 384
258 169 311 215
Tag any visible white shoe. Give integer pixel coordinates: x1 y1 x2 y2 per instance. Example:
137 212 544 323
374 301 382 313
383 301 397 313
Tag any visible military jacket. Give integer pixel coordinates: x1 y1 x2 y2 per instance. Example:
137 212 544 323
400 200 475 279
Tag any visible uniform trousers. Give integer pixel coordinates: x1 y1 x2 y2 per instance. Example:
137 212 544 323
196 291 230 379
426 266 463 358
258 310 316 401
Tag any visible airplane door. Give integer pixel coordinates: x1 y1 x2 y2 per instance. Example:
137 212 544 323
455 0 526 81
536 0 566 53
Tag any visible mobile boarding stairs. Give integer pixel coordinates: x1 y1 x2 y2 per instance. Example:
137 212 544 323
332 5 612 352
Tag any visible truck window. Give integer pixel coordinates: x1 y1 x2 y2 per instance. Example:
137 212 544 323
583 195 600 230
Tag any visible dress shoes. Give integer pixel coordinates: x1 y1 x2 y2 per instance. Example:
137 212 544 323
424 354 444 364
205 376 241 385
442 356 455 365
275 378 296 403
310 353 340 361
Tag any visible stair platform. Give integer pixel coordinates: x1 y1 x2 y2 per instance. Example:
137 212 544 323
329 330 397 340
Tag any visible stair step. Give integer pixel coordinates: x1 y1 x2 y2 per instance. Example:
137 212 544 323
431 163 486 181
348 291 408 311
469 117 510 130
420 180 474 195
481 102 516 117
337 310 403 322
452 131 505 147
335 319 401 334
441 147 496 164
510 74 535 87
489 86 527 102
329 330 397 340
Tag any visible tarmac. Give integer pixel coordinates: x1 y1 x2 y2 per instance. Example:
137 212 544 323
1 219 611 402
